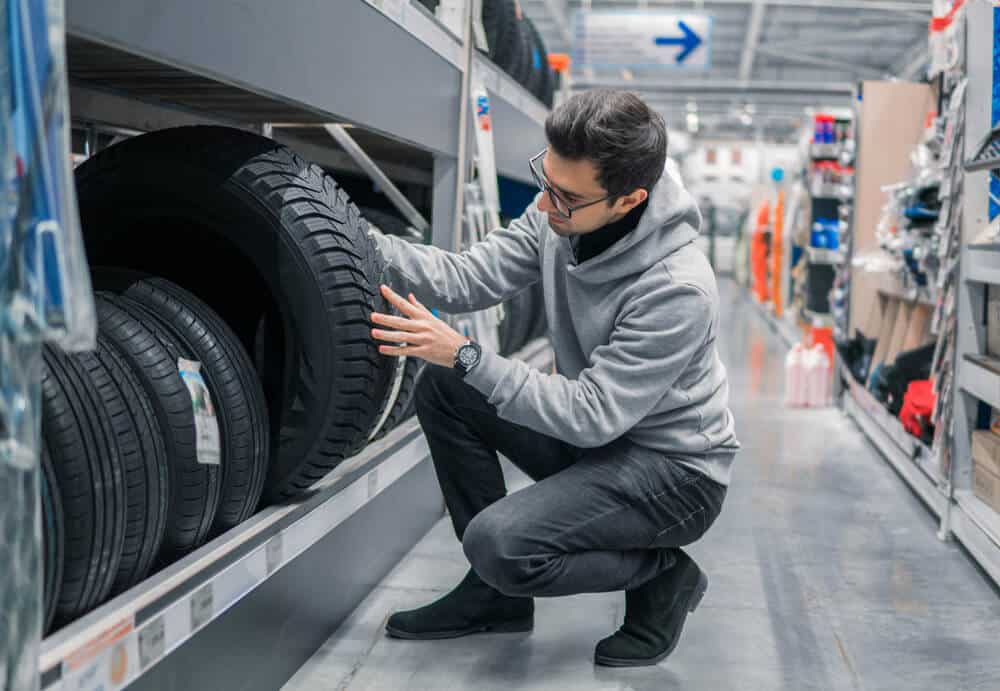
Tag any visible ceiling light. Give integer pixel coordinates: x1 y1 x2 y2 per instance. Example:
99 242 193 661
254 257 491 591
686 101 698 113
740 113 753 126
686 112 700 133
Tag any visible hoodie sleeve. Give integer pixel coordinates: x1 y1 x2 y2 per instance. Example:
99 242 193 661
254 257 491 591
462 280 713 448
371 206 543 314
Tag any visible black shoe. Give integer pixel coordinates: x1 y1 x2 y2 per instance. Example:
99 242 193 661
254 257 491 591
385 569 534 640
594 552 708 667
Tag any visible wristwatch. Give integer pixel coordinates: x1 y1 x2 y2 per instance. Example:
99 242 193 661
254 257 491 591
454 340 482 378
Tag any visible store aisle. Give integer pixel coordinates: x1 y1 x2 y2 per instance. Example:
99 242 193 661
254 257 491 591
283 280 1000 691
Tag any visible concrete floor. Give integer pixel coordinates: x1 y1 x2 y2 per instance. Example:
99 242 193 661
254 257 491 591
283 282 1000 691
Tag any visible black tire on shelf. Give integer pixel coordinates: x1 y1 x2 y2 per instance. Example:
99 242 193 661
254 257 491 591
41 346 127 623
524 18 551 105
482 0 519 68
523 18 545 98
93 332 170 593
511 18 535 87
498 283 547 356
124 278 270 534
75 126 396 502
40 442 64 634
95 294 220 560
373 356 426 441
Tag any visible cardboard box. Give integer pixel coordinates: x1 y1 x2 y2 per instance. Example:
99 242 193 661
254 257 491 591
988 285 1000 358
973 461 1000 514
972 430 1000 477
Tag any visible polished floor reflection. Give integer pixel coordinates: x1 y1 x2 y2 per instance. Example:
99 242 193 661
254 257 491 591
283 280 1000 691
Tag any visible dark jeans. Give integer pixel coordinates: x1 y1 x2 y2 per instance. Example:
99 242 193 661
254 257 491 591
414 364 728 599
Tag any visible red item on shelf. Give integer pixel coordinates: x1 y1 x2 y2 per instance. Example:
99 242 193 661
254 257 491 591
899 380 936 438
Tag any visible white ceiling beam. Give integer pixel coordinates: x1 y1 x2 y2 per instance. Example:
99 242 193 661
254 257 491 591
738 1 767 83
754 46 883 78
573 78 854 95
574 0 929 12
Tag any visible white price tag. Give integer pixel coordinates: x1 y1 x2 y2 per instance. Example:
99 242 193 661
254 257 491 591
178 359 221 465
378 0 405 23
190 584 214 632
137 617 166 671
266 534 284 576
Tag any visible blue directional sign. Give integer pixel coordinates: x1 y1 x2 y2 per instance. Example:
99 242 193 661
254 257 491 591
573 12 712 70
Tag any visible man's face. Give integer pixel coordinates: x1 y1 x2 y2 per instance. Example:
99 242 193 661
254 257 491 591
535 150 622 237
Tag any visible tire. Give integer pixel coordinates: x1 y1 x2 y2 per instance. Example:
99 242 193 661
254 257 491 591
76 127 395 502
359 207 423 243
511 18 534 87
42 346 126 622
95 294 220 560
523 18 545 97
124 278 269 535
524 18 551 105
40 442 65 634
373 357 425 441
93 332 170 593
482 0 518 68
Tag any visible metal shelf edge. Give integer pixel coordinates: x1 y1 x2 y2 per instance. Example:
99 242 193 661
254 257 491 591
844 389 947 518
39 421 431 690
963 245 1000 285
952 490 1000 587
958 358 1000 410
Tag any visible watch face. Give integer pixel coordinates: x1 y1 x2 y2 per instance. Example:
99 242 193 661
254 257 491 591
458 345 479 367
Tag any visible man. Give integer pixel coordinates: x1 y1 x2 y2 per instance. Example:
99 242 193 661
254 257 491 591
367 90 737 667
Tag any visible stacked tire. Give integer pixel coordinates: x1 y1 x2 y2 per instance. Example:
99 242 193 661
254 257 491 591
482 1 556 107
41 126 422 631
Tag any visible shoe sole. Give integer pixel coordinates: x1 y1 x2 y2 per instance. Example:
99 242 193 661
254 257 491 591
593 571 708 668
385 616 534 640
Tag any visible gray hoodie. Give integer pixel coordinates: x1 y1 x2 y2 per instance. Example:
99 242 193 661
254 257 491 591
371 163 738 485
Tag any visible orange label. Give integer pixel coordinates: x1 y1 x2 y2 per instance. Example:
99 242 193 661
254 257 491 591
65 617 135 673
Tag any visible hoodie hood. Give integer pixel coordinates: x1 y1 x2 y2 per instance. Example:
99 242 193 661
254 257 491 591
565 159 702 284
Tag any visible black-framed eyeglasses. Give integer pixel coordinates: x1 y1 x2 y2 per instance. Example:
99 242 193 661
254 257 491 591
529 149 611 220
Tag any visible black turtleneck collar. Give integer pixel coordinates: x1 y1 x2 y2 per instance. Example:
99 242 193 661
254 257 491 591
573 199 648 265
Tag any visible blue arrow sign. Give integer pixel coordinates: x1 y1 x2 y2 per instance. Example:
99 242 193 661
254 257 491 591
654 20 703 64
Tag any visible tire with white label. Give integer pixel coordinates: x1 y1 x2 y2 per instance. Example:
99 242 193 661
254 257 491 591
95 294 221 560
93 332 170 593
123 278 269 535
40 442 65 633
76 126 396 502
41 346 126 622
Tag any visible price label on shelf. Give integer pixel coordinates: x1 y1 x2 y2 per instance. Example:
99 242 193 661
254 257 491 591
190 584 214 632
266 533 284 576
61 617 135 691
137 616 166 672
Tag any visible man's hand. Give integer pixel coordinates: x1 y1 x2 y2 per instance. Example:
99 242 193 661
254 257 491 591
371 285 469 368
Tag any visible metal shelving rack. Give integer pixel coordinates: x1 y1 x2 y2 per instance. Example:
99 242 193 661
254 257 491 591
39 2 555 689
946 0 1000 586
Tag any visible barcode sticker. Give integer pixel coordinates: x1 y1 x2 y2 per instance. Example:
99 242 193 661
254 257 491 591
178 359 221 465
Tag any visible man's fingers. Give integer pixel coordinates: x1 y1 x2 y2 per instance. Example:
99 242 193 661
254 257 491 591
371 328 420 343
380 285 421 317
371 312 418 330
378 344 410 357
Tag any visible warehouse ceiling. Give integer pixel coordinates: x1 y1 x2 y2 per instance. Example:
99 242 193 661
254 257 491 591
521 0 932 141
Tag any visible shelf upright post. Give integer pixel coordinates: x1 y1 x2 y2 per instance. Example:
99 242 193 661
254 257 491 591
451 0 475 253
947 0 993 536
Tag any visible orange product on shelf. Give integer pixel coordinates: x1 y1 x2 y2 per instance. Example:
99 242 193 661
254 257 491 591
751 200 771 303
808 326 835 363
771 190 785 317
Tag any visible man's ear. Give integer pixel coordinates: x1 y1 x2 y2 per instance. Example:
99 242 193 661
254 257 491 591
614 188 649 214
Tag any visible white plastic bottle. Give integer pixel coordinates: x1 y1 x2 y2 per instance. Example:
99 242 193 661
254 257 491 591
805 344 832 408
784 344 805 407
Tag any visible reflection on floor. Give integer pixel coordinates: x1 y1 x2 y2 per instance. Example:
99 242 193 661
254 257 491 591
283 280 1000 691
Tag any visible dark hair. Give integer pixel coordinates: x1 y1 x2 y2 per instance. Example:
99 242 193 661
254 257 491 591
544 90 668 199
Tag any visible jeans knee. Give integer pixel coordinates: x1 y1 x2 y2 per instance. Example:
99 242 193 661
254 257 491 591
413 364 452 416
462 508 543 597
